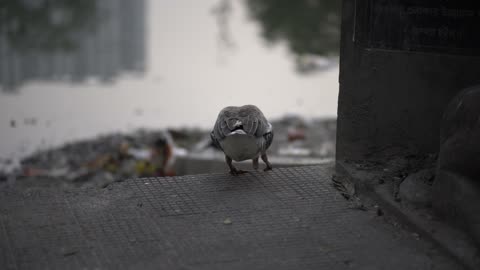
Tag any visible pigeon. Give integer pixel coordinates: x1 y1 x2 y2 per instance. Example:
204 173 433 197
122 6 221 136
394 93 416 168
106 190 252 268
211 105 274 175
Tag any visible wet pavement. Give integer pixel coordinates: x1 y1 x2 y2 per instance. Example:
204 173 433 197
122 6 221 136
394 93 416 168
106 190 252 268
0 165 462 269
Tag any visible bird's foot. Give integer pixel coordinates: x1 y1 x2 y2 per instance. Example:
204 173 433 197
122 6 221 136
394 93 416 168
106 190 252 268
261 154 272 172
230 168 247 175
252 158 259 171
263 166 273 172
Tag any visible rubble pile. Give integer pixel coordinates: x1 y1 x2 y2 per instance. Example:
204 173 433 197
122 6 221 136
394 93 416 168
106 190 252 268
0 117 336 188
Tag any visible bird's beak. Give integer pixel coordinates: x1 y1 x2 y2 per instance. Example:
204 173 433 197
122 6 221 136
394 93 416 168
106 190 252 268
228 129 247 136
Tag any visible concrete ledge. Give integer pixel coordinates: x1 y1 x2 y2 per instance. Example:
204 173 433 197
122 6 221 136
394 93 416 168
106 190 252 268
0 164 461 269
336 160 480 270
174 153 334 175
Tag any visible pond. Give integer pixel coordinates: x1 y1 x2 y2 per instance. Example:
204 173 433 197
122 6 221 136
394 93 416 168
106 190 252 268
0 0 339 162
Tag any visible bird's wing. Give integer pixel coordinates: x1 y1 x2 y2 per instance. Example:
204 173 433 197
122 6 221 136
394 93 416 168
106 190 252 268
210 131 222 150
212 107 234 141
237 105 272 137
254 116 272 137
263 123 274 150
212 105 273 140
243 113 259 136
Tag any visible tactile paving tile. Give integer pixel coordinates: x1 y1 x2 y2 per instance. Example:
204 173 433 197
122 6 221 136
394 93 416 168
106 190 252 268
0 165 461 269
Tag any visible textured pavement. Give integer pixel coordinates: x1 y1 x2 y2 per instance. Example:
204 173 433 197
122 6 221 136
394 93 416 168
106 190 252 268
0 165 462 269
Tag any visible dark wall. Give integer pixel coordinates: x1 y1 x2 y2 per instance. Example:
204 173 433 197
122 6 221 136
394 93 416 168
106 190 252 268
337 0 480 161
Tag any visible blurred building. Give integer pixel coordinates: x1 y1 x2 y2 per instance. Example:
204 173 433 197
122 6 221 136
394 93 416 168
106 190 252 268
0 0 146 92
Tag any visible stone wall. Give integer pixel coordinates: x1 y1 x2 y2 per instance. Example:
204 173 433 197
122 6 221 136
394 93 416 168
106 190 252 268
336 0 480 161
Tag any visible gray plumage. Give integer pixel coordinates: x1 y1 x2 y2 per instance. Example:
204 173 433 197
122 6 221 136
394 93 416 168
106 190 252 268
211 105 274 175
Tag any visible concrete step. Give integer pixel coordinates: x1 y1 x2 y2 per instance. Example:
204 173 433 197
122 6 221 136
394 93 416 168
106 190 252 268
0 165 461 269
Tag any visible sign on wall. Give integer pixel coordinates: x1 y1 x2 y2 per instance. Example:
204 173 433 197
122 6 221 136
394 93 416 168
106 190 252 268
355 0 480 55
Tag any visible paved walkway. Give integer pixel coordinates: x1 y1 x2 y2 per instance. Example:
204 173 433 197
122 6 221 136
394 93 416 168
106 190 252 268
0 165 462 269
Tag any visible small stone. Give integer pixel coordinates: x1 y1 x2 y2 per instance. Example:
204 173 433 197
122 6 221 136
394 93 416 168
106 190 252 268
60 247 77 257
393 177 404 202
349 203 367 211
434 85 480 246
223 218 232 225
63 250 77 256
399 169 435 207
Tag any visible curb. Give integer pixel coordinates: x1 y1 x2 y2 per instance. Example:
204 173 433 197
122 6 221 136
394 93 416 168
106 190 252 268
336 161 480 270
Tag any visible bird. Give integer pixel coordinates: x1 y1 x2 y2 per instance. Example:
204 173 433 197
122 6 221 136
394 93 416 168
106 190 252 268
211 105 274 175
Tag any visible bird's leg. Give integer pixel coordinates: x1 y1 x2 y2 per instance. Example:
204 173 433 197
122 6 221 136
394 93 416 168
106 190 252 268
261 153 273 171
226 155 246 175
252 157 259 170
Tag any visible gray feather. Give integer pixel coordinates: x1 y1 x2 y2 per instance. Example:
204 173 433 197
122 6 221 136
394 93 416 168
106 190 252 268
263 130 274 151
212 105 272 141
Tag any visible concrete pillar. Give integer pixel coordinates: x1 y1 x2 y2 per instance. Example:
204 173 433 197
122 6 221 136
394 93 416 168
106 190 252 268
337 0 480 162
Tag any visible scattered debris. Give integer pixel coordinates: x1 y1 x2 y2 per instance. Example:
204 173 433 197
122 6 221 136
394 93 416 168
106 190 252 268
374 205 384 216
332 174 356 200
63 251 77 257
343 259 353 266
398 169 435 207
349 204 368 211
60 248 78 257
393 177 404 202
277 145 312 156
1 116 336 189
23 117 37 126
287 126 306 142
5 129 187 187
